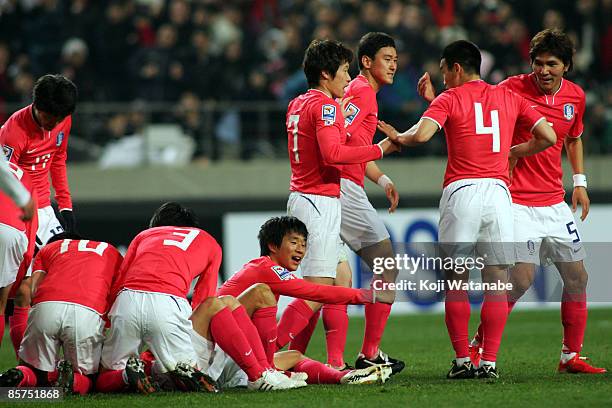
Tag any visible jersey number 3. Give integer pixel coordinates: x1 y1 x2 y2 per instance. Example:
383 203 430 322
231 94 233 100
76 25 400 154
474 103 500 152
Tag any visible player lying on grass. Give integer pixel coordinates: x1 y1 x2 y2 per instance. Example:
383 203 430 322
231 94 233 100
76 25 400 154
141 289 391 390
95 202 301 394
377 40 556 379
0 232 123 395
217 216 395 364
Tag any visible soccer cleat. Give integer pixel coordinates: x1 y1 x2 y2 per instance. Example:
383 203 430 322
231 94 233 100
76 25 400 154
0 368 23 387
125 356 157 394
247 369 305 391
475 364 499 379
340 365 392 385
469 344 482 368
173 362 219 393
355 350 405 376
289 371 309 382
558 355 607 374
446 360 475 379
55 360 74 394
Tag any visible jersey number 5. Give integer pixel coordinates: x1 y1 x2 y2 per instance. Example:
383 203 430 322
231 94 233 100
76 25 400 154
474 103 500 152
288 115 300 162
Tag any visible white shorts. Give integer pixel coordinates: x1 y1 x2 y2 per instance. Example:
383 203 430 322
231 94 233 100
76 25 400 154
340 178 390 252
513 202 586 264
100 290 198 373
190 330 247 389
0 223 28 287
287 192 342 278
19 302 105 374
438 178 514 265
36 206 64 247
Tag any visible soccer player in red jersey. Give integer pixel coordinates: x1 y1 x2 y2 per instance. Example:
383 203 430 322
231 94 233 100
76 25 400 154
0 232 122 395
0 153 35 220
455 30 606 374
283 39 399 366
330 32 404 373
0 162 37 350
1 74 78 354
378 40 557 379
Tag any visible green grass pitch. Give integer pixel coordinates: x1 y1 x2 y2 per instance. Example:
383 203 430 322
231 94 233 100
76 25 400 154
1 308 610 407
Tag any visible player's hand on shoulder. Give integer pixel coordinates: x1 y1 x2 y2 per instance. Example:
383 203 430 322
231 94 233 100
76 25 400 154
572 187 590 221
418 72 436 103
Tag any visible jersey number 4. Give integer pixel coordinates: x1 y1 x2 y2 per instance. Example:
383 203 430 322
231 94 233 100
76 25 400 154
288 115 300 162
474 103 500 152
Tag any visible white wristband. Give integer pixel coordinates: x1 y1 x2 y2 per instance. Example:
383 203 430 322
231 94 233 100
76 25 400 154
573 174 587 189
377 175 393 189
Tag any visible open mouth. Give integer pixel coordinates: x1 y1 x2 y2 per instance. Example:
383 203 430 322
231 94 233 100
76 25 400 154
292 256 302 263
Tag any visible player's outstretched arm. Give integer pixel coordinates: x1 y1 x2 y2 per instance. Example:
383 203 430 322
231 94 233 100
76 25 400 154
377 118 438 146
565 136 590 221
509 119 556 158
365 162 398 213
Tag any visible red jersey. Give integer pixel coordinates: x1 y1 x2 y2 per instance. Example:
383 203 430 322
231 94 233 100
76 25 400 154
32 239 123 315
341 75 379 187
287 89 383 197
1 162 39 298
115 226 221 307
422 80 545 187
218 256 372 304
1 105 72 209
500 74 585 206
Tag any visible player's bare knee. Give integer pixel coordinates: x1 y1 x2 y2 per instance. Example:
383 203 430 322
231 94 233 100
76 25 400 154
563 269 588 293
194 296 225 317
219 295 240 310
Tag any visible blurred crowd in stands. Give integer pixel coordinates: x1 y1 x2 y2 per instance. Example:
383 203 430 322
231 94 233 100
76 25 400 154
0 0 610 162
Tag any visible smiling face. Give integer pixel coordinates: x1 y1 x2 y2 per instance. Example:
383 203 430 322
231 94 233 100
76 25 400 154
323 61 351 98
531 52 568 94
268 231 306 271
364 46 397 87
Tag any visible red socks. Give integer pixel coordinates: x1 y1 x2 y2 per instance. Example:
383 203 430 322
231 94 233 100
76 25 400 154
96 369 127 392
231 305 272 369
292 358 344 384
361 302 392 359
322 304 348 367
289 309 320 354
73 373 93 395
16 365 37 387
473 299 516 346
276 299 315 350
252 306 278 365
445 290 470 358
561 291 587 353
9 306 29 357
209 307 264 382
0 314 4 347
480 293 508 362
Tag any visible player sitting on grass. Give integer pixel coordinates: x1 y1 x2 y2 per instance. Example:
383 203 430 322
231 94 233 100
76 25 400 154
218 216 395 365
0 232 123 395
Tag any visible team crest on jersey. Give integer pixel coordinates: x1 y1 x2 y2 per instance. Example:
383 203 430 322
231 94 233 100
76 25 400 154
344 103 360 126
322 104 336 126
272 265 293 280
56 132 64 146
2 145 13 161
563 104 575 121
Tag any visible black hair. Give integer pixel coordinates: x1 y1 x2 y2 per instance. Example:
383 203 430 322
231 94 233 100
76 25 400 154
303 39 353 88
357 32 396 70
258 216 308 256
149 202 200 228
46 231 84 245
32 74 78 118
441 40 481 75
529 29 574 71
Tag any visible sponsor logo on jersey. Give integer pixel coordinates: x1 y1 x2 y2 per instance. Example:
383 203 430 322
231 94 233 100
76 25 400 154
344 102 360 126
322 104 336 126
56 131 64 147
272 265 293 280
563 104 575 121
2 145 13 161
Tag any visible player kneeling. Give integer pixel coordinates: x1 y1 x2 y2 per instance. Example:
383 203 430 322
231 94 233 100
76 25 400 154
0 232 123 395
